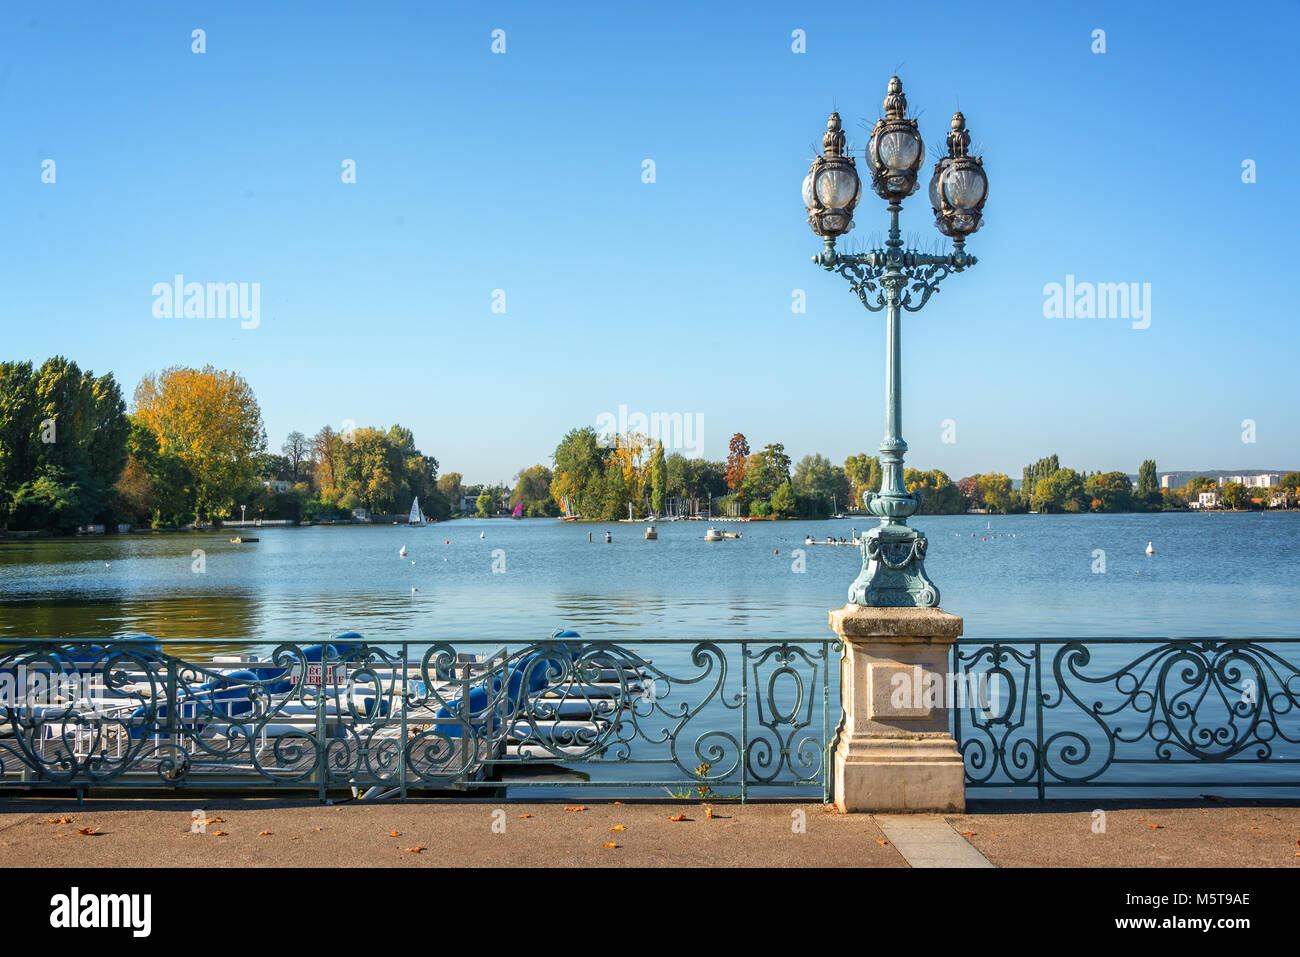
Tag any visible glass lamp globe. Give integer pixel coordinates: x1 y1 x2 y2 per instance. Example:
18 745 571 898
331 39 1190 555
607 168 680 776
803 112 860 239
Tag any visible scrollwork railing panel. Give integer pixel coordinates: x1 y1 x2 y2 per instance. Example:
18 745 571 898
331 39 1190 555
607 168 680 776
0 636 839 800
952 638 1300 797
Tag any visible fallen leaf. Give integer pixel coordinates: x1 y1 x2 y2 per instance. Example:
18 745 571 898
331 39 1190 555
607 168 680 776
962 831 976 837
55 833 64 838
1147 823 1162 829
46 817 73 825
404 846 425 853
704 806 715 819
603 842 619 848
212 830 228 837
314 827 322 832
609 825 626 831
388 830 401 837
517 814 531 819
564 806 586 812
668 814 690 822
77 827 100 836
612 801 622 805
205 817 224 825
259 831 271 836
877 839 889 845
290 836 299 841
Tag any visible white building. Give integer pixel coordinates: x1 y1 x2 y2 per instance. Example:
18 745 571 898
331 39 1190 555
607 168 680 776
1218 473 1280 488
1198 491 1219 508
261 479 291 493
1160 474 1174 489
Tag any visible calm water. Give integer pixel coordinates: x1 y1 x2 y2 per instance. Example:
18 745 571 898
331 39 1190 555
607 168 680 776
3 514 1298 798
0 512 1297 644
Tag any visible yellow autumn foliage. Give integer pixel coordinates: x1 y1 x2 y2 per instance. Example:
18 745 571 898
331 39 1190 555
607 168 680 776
133 365 266 521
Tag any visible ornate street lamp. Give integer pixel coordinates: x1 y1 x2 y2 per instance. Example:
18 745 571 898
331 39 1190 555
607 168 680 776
804 76 987 608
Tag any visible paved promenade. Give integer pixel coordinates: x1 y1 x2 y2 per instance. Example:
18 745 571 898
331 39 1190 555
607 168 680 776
1 798 1297 867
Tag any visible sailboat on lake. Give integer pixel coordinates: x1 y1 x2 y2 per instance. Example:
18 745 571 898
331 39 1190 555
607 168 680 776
408 498 424 525
511 500 524 520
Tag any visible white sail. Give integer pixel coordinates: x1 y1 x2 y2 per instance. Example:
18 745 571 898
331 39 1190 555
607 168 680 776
408 497 421 524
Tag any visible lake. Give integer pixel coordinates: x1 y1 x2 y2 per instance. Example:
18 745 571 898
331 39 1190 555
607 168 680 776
1 512 1296 645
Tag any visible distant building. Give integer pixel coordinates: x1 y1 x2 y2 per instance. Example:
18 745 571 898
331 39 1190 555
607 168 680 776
261 479 290 493
460 494 479 514
351 507 370 521
1160 474 1174 489
1198 491 1219 508
1218 473 1280 488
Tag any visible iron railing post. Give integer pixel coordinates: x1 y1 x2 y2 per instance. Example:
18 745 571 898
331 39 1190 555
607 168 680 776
316 649 327 804
1034 641 1045 801
822 641 830 804
400 642 408 802
740 642 748 804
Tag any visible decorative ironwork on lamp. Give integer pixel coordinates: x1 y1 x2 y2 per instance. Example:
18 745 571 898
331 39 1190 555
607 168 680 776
803 76 988 608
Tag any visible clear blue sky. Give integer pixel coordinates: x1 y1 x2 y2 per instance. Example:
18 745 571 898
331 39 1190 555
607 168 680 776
2 1 1296 486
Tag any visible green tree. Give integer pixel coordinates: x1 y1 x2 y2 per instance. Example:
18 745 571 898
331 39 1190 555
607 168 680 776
1 357 129 531
793 454 852 513
474 491 494 517
334 427 403 513
770 479 797 519
1021 454 1061 506
1221 482 1248 509
552 426 606 517
515 464 559 517
1085 471 1134 512
741 443 791 505
650 443 666 515
978 473 1016 513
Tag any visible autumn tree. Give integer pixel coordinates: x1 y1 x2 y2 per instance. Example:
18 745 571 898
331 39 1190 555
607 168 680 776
844 453 883 506
310 426 342 499
133 365 266 523
724 433 750 492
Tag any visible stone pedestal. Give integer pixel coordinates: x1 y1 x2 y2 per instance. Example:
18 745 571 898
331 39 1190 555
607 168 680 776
829 604 966 813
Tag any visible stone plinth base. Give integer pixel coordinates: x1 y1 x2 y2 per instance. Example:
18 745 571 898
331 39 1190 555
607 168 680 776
828 604 966 813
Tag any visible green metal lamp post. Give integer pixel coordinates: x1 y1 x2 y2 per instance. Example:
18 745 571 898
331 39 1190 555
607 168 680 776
803 76 988 608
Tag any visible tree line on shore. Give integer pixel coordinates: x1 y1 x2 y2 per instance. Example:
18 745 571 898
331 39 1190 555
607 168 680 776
3 356 1297 533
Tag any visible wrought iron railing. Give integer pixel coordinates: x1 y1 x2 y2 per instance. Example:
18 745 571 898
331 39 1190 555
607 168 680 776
0 635 839 802
951 637 1300 798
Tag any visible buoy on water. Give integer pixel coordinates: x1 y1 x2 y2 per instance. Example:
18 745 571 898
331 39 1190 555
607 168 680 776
399 545 407 557
588 531 593 542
